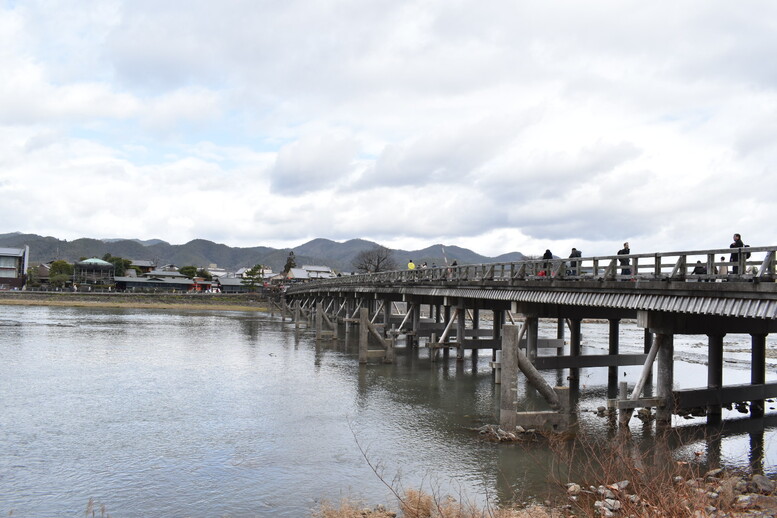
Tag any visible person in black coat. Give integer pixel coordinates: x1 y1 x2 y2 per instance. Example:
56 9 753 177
542 249 553 276
617 242 631 275
729 233 745 274
568 248 582 276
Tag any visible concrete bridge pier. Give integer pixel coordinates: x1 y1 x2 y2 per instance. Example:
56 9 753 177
500 324 571 432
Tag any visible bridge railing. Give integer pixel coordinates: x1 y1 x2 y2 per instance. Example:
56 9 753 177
285 246 777 292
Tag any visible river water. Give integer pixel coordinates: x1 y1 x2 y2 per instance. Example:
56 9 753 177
2 305 777 517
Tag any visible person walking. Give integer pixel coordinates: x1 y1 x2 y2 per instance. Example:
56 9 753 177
407 259 416 270
729 233 745 274
618 242 631 276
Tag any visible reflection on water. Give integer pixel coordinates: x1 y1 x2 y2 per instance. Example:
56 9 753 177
1 305 776 516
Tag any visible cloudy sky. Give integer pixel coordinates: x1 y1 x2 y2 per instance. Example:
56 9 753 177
1 1 775 258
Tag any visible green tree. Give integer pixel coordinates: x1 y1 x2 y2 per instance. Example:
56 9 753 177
50 274 71 288
241 264 266 292
104 256 132 277
26 266 40 287
282 252 296 275
49 260 74 277
196 268 213 281
48 260 73 288
179 265 199 278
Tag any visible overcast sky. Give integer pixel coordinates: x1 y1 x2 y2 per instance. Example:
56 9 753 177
1 1 775 258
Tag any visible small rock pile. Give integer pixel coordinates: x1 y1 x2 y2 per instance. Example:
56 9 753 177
565 470 777 517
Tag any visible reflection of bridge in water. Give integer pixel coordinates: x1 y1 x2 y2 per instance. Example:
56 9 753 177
284 246 777 434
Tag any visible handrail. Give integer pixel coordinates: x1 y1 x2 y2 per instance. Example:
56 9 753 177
285 245 777 294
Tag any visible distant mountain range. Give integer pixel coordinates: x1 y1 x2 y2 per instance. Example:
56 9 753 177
0 232 526 273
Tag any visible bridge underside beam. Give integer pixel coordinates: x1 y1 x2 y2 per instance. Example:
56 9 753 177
512 302 637 321
534 353 649 369
674 383 777 409
638 311 777 334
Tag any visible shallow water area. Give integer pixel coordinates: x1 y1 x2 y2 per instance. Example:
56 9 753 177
2 305 777 517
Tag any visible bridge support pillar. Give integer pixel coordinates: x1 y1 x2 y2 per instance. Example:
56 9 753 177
492 310 503 366
643 329 654 396
656 333 674 427
752 333 767 418
315 301 323 340
358 308 369 364
412 301 421 348
556 318 565 341
525 316 538 362
472 308 480 367
294 300 301 329
382 298 391 337
499 325 520 431
707 334 724 425
608 319 621 399
569 318 582 399
456 303 466 361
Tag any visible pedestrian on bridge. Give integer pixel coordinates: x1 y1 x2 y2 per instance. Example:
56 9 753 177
718 256 729 279
407 260 416 270
568 247 582 276
730 233 746 274
543 249 553 276
618 242 631 276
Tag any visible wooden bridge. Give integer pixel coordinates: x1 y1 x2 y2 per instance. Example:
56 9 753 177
283 246 777 431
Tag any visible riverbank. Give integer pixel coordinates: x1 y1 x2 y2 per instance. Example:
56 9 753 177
0 291 271 312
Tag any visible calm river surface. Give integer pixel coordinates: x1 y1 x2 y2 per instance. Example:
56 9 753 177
2 304 777 517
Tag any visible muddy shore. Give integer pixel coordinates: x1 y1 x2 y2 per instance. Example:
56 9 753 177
0 291 271 312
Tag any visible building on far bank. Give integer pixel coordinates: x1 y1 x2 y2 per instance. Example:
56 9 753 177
283 265 337 282
301 265 337 279
113 269 214 292
216 277 251 293
0 246 29 290
130 260 156 274
73 258 115 286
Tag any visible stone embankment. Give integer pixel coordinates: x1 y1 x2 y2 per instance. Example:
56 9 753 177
0 291 270 312
475 425 777 517
565 470 777 517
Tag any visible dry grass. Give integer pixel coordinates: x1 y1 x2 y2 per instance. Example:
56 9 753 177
313 490 562 518
545 431 716 517
312 498 398 518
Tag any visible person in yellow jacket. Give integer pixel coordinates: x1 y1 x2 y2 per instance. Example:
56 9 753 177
407 260 416 270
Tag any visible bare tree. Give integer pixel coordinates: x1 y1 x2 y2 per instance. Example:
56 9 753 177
352 246 397 273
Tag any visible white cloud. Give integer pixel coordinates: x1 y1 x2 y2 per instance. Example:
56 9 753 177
270 134 359 194
2 0 777 258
